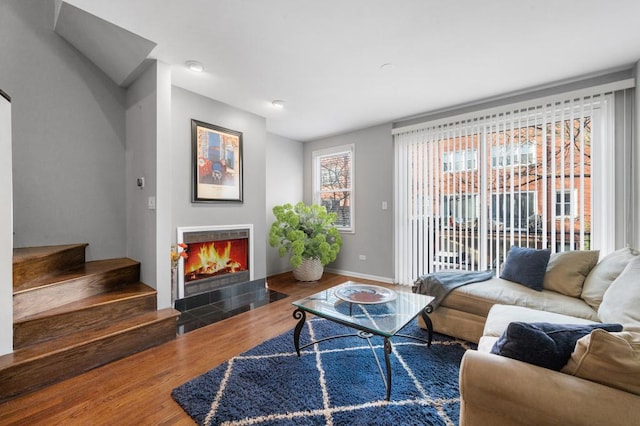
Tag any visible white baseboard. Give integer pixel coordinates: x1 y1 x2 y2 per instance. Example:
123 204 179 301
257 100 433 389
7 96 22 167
267 266 404 286
324 268 395 284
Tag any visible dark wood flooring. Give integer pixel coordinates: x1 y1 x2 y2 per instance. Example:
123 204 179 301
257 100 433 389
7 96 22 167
0 272 404 425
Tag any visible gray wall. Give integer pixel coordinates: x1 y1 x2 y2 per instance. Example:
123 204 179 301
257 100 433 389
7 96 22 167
125 60 173 308
303 123 394 282
265 132 304 276
0 0 127 261
171 87 268 280
126 61 158 290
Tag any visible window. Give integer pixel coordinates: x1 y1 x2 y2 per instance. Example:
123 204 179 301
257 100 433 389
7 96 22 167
393 88 624 285
491 192 537 230
491 142 536 168
443 194 478 228
312 144 354 232
443 149 476 172
555 189 577 217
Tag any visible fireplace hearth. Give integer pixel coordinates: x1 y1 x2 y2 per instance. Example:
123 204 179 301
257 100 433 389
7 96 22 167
177 225 254 299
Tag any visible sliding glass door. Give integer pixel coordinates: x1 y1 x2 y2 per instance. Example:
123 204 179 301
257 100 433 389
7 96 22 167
393 90 618 285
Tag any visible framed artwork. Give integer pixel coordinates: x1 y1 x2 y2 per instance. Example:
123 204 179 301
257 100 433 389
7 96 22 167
191 119 243 203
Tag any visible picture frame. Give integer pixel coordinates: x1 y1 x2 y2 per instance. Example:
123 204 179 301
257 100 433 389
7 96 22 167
191 119 243 203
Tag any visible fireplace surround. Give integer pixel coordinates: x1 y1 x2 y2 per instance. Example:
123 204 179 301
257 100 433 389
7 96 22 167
176 224 254 299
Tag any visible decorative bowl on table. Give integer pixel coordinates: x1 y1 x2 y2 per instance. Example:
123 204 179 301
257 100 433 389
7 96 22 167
335 284 397 304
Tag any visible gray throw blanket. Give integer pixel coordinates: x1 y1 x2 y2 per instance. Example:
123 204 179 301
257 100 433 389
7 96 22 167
412 269 494 313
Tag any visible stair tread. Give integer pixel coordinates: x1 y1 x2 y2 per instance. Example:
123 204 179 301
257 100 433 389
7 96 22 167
14 282 157 323
1 308 179 368
14 258 139 293
13 244 88 263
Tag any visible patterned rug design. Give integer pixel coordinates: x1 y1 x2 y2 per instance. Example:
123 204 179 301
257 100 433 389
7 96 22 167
172 307 474 426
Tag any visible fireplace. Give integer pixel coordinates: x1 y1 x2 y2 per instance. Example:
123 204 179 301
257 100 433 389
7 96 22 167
176 224 254 299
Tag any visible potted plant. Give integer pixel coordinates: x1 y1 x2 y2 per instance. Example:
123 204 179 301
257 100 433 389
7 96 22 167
269 202 343 281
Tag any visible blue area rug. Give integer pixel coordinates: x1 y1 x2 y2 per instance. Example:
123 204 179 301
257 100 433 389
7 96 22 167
172 307 475 425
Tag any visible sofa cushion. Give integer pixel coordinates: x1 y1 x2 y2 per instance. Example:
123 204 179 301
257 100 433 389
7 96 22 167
478 336 499 353
581 247 639 310
490 322 623 371
500 246 551 291
483 304 598 338
598 256 640 330
562 329 640 395
441 278 599 321
543 250 599 297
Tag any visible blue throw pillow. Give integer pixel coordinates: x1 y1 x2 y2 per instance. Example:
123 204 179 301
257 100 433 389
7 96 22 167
500 246 551 290
490 322 623 371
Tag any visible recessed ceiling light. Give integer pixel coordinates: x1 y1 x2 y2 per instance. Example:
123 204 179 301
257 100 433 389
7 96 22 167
271 100 285 109
185 60 204 72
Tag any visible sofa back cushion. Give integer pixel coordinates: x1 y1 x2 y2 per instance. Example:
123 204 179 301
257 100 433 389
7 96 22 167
543 250 599 297
562 329 640 395
581 247 639 310
499 246 551 291
598 256 640 330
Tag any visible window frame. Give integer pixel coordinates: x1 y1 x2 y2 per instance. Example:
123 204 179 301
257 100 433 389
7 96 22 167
555 188 578 218
312 144 355 233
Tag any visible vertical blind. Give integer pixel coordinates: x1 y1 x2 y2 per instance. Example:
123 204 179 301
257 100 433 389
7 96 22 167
393 89 623 285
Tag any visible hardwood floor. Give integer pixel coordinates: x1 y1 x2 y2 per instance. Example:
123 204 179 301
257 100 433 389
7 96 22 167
0 272 405 425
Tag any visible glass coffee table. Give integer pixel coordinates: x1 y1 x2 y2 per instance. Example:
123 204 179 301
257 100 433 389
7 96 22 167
291 281 434 401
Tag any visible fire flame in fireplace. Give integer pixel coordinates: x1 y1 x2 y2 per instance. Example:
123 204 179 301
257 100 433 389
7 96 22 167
184 241 243 281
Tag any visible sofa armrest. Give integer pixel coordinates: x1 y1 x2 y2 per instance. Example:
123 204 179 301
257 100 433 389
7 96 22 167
459 350 640 426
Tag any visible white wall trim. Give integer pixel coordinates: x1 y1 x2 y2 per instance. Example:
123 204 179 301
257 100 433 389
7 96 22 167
0 93 12 355
324 267 394 284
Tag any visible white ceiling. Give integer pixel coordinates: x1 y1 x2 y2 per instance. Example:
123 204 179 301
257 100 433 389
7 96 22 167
63 0 640 142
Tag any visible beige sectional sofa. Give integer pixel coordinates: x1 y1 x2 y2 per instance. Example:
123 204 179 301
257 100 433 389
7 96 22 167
423 246 640 426
420 248 613 343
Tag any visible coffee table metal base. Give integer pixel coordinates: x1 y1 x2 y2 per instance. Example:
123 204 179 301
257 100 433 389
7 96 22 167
292 308 434 401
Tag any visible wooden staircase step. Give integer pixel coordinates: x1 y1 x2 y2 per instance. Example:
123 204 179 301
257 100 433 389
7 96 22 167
13 258 141 321
7 243 179 402
0 308 179 403
13 283 158 350
14 257 139 293
13 244 88 291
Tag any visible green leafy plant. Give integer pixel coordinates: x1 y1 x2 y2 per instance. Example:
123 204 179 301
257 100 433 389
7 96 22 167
269 202 343 268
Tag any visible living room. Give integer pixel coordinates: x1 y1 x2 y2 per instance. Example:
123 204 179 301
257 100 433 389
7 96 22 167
1 0 640 424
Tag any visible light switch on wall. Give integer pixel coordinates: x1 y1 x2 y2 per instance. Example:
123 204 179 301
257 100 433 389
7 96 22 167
382 201 388 210
148 196 156 210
